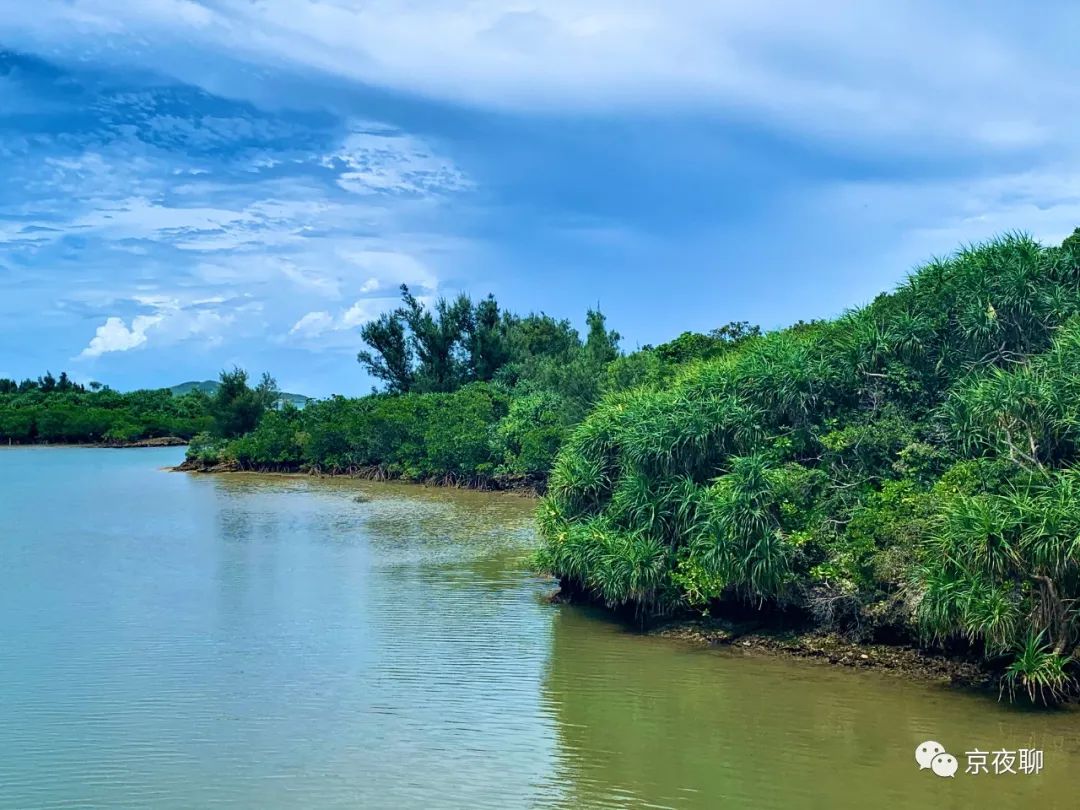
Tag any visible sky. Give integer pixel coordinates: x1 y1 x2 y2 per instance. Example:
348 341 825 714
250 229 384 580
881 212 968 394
1 2 1079 397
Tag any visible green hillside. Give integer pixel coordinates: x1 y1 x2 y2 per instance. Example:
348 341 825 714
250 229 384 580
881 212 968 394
170 380 310 408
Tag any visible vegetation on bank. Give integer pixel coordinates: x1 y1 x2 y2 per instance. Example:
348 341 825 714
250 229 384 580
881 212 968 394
187 284 760 483
0 368 278 445
177 230 1080 700
0 372 213 444
536 229 1080 702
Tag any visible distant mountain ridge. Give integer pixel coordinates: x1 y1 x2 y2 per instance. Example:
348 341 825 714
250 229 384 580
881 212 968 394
169 380 311 407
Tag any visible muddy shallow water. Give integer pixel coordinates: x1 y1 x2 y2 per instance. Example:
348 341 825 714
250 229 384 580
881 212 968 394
2 446 1078 808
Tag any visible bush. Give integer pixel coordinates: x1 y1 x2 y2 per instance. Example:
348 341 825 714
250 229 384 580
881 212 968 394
491 391 574 476
0 381 214 444
536 230 1080 700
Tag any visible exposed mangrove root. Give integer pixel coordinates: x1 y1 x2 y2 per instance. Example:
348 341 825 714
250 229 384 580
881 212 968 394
173 457 545 495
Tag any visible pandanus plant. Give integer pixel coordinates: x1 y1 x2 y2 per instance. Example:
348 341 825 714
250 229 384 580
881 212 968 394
687 454 798 604
946 318 1080 471
536 229 1080 701
912 474 1080 700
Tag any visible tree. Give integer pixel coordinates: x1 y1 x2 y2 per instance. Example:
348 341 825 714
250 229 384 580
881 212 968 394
466 295 511 382
355 287 619 398
654 321 761 365
505 313 579 362
584 309 620 367
358 311 414 393
0 373 216 443
358 286 520 393
211 368 278 438
357 284 473 394
400 286 473 393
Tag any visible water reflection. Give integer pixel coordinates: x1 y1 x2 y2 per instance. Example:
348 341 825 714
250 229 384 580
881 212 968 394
540 605 1080 809
2 448 1078 810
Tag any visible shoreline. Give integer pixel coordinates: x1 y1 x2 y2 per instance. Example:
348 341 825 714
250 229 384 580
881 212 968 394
648 617 998 692
548 584 1012 696
3 437 189 449
172 458 545 497
176 460 548 498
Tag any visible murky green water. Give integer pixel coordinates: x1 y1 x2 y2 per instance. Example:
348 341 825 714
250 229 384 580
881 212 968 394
2 447 1078 808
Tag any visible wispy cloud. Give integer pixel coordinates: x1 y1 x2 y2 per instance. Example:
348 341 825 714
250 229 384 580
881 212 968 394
0 50 475 375
1 4 1078 395
285 252 440 349
326 125 473 196
3 2 1077 158
287 297 398 340
822 166 1080 269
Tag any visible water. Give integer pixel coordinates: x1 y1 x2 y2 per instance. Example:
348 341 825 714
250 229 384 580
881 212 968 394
2 447 1078 809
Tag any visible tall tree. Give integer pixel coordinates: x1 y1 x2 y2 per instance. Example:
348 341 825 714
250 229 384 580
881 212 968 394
400 286 473 393
211 368 278 438
467 295 511 382
358 311 414 393
584 309 621 368
357 284 476 394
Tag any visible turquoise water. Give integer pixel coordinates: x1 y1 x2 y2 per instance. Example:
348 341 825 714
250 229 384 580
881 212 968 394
2 447 1079 809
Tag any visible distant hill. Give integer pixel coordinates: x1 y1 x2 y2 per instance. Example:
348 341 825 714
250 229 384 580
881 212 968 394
168 381 219 396
169 380 311 408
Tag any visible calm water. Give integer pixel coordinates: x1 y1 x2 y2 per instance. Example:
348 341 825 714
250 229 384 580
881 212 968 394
2 447 1079 809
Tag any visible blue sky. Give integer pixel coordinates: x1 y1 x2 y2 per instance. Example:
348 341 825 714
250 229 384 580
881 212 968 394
1 2 1079 397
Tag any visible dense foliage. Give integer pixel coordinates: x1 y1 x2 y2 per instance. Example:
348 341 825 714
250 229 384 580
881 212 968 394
190 286 762 482
192 287 642 480
0 372 213 443
0 368 281 446
537 230 1080 701
208 369 280 438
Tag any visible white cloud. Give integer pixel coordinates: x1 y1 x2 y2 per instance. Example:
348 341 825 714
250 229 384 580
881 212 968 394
80 314 161 357
341 298 393 329
825 167 1080 255
77 297 235 358
288 310 335 337
336 249 438 292
0 114 471 260
287 295 403 344
326 126 472 196
4 1 1076 155
278 260 342 297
